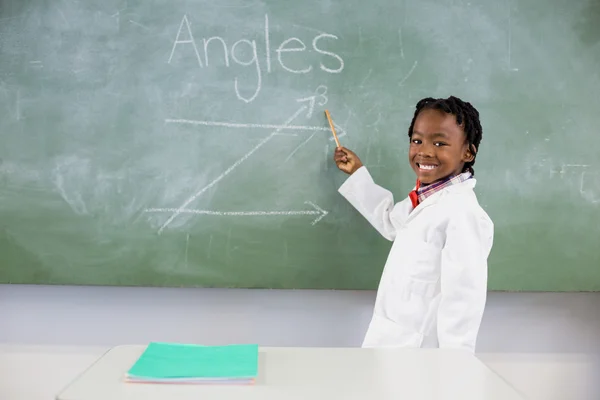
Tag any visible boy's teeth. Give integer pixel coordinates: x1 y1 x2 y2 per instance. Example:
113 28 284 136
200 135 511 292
419 164 437 170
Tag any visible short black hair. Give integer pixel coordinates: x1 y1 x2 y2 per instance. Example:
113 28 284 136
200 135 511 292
407 96 482 175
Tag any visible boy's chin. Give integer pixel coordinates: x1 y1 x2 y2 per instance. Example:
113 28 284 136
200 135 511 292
415 172 446 185
418 177 439 185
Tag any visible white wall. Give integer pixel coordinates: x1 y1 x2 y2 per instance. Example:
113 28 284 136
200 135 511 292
1 284 599 399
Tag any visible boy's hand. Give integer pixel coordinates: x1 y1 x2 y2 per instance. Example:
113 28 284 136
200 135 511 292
334 147 363 175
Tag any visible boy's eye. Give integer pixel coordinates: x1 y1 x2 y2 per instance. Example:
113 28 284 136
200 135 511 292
411 139 422 145
434 142 447 147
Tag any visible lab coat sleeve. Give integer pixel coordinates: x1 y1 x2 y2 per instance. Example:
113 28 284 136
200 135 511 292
337 166 411 241
437 209 494 353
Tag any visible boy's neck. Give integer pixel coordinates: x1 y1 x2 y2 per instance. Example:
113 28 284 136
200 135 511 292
419 171 469 187
420 175 453 187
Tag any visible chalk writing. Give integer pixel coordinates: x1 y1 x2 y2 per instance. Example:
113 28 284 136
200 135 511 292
167 14 344 102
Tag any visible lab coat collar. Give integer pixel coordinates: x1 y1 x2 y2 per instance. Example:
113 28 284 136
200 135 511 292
406 178 477 222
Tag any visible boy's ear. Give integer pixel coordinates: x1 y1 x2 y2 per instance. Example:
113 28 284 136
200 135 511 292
463 144 476 162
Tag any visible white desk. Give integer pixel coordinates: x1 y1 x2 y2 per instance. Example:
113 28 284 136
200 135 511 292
54 345 526 400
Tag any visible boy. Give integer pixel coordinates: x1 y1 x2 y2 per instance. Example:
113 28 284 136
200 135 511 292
334 96 494 353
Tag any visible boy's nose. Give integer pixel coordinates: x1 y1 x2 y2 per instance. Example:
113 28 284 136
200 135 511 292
418 144 435 157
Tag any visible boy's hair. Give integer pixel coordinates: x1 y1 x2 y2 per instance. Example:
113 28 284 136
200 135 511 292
407 96 482 175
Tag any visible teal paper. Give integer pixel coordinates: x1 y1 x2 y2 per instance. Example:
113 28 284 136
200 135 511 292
127 342 259 379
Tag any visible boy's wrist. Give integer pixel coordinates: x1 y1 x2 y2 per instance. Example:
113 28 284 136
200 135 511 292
351 162 364 174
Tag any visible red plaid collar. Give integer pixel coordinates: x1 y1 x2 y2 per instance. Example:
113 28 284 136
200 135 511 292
418 171 473 202
410 172 473 208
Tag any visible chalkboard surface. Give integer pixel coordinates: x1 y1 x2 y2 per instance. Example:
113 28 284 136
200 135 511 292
1 0 599 290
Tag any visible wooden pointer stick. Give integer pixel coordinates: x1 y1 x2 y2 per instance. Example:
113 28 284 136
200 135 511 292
324 109 341 148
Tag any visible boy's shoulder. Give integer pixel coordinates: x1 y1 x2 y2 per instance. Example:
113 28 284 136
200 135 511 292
438 179 493 226
429 180 494 255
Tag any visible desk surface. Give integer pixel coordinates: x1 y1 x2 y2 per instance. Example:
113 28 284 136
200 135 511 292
55 345 526 400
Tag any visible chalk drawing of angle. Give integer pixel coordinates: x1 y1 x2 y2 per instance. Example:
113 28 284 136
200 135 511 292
144 95 345 234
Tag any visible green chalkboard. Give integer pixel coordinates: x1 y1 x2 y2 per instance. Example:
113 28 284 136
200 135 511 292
1 0 599 291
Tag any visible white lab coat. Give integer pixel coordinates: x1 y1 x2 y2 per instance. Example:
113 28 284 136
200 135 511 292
338 166 494 353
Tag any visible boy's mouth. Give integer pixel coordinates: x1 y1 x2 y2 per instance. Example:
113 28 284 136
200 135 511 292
416 163 438 171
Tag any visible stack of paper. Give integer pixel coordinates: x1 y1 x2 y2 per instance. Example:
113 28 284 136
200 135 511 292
125 342 259 384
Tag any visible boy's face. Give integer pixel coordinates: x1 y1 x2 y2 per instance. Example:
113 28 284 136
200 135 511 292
409 108 474 185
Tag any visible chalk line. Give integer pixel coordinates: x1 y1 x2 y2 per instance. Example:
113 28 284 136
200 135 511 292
147 201 328 225
285 131 318 163
165 118 329 132
398 60 418 87
156 106 308 233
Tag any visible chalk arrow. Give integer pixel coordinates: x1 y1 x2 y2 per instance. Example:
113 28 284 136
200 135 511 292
295 95 316 118
165 95 334 134
328 122 347 142
164 118 331 133
157 104 309 233
164 117 347 142
145 200 328 226
304 201 328 225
